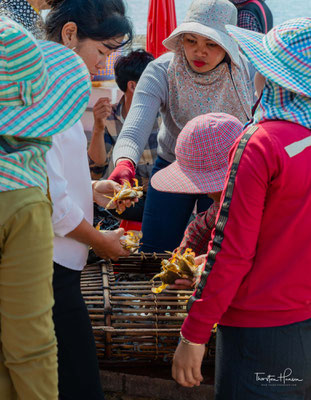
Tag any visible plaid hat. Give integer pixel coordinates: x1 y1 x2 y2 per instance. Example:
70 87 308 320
163 0 240 65
0 16 91 137
151 113 243 194
226 18 311 97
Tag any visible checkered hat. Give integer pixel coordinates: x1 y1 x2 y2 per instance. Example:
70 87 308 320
226 18 311 97
151 113 243 194
0 16 91 137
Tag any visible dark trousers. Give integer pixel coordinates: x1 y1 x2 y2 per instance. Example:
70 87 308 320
215 319 311 400
141 156 213 252
52 263 105 400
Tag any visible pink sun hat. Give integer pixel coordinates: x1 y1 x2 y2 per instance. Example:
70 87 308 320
151 113 243 194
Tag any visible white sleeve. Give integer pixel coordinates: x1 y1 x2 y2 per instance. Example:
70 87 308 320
46 135 84 237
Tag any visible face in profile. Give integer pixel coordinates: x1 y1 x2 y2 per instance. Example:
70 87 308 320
74 37 124 79
182 33 227 73
61 22 124 78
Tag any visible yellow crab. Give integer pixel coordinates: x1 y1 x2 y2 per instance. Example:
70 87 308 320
120 230 143 252
151 248 199 293
104 179 143 215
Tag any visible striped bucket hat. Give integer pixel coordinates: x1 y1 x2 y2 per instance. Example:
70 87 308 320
226 18 311 97
0 16 91 137
151 113 243 194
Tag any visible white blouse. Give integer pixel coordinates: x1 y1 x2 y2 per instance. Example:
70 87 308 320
46 121 93 270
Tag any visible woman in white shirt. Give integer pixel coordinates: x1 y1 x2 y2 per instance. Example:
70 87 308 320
45 0 133 398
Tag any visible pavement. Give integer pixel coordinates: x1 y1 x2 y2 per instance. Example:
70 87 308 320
101 369 214 400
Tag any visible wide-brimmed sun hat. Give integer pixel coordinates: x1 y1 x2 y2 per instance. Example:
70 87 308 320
163 0 240 65
226 18 311 97
151 113 243 194
0 16 91 137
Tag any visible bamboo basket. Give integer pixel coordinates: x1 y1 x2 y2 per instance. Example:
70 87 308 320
81 254 215 366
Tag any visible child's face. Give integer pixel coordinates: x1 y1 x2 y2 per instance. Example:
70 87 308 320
183 33 226 73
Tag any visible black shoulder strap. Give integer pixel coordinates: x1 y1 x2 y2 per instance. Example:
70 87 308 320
187 125 259 312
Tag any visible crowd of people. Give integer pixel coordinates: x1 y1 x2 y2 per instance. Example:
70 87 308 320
0 0 311 399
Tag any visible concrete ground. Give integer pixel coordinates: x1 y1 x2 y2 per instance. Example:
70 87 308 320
100 368 214 400
106 394 156 400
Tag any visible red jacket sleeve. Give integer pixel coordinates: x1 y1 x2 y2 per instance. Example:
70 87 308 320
181 127 279 344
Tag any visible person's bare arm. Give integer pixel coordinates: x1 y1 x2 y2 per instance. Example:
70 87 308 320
66 219 129 260
88 97 112 165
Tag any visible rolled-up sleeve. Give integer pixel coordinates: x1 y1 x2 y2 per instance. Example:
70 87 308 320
46 135 84 237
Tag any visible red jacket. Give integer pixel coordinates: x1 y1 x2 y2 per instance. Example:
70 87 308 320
182 121 311 344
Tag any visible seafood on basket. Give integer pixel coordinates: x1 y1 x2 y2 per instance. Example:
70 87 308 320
120 230 143 252
151 248 204 293
104 179 143 215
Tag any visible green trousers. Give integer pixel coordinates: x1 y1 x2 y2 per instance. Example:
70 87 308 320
0 187 58 399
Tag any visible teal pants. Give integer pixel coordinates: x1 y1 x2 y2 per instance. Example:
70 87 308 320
0 187 58 399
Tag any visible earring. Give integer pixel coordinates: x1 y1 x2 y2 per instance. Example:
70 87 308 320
65 43 76 51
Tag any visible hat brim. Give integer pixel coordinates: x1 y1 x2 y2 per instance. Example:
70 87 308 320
163 22 240 66
151 160 226 194
0 40 91 138
225 24 311 97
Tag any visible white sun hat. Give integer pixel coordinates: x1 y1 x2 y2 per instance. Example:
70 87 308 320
163 0 240 65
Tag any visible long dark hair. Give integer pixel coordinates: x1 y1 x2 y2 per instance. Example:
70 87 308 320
45 0 133 49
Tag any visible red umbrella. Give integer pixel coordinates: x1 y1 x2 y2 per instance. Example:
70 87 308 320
146 0 177 59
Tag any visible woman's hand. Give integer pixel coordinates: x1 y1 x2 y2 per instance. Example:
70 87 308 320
93 97 112 131
92 180 138 212
172 341 205 387
168 252 207 290
91 228 130 260
169 278 196 290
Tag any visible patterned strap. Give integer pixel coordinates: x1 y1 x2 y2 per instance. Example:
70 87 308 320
187 125 259 312
245 0 268 32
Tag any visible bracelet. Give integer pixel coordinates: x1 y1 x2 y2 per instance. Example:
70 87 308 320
180 332 203 346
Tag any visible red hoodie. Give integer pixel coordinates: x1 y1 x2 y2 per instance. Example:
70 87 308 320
182 121 311 344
